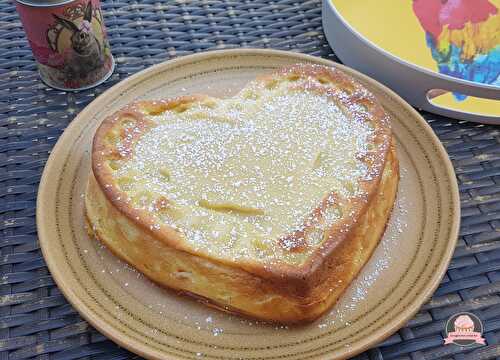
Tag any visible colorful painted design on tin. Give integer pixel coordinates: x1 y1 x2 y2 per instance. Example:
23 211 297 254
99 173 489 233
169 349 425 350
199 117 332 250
24 0 113 89
50 2 105 80
413 0 500 101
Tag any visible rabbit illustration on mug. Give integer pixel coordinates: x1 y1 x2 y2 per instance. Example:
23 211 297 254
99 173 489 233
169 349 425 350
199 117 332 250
52 1 105 80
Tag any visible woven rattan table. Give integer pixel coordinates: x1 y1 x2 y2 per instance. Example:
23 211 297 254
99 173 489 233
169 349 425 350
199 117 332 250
1 1 500 359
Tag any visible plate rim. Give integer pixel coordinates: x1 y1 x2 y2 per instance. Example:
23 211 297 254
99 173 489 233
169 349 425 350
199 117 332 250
36 48 460 360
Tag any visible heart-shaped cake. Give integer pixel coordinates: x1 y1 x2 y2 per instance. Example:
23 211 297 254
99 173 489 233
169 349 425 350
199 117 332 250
85 64 399 323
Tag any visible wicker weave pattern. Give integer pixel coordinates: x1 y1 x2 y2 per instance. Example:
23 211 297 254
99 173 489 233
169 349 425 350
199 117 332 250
1 0 499 359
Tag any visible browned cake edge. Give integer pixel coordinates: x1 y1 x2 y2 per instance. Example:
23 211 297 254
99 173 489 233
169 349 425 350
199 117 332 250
85 141 398 323
86 64 399 322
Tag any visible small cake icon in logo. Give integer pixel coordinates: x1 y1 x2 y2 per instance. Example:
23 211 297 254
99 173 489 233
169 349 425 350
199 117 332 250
444 312 485 346
455 315 474 333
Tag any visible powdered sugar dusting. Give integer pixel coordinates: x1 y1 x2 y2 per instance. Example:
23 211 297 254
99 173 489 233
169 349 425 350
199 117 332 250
113 78 375 264
315 164 411 330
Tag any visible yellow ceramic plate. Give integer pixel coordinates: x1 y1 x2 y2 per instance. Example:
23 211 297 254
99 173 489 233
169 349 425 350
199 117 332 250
37 49 460 360
332 0 500 117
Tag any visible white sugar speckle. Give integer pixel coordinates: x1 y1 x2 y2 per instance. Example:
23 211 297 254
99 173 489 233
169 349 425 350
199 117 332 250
212 327 224 336
112 76 377 265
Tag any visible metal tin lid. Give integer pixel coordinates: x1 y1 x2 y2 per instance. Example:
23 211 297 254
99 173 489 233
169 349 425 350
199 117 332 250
15 0 76 7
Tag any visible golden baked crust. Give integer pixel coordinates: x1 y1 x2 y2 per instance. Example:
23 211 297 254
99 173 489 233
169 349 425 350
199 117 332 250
86 64 399 323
